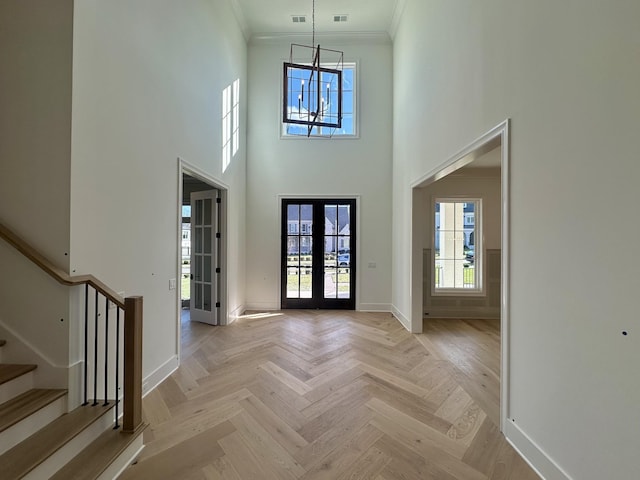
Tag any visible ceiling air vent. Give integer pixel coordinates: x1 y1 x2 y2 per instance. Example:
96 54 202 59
292 15 306 23
333 15 348 23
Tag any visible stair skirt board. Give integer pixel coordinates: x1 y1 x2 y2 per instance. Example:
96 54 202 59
0 371 34 404
0 394 67 455
22 408 116 480
99 435 144 480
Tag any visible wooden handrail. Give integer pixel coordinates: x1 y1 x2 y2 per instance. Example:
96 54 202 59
0 222 124 309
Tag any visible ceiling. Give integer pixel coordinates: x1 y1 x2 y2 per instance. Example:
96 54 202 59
231 0 405 40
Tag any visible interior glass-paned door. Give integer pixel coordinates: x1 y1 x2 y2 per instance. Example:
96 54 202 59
282 199 355 309
190 190 220 325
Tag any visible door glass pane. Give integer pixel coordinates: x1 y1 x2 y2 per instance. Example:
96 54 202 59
300 267 312 298
288 237 300 267
324 266 337 298
287 204 299 233
194 283 202 309
325 205 338 239
204 199 212 226
194 256 202 281
337 268 350 298
287 267 300 298
195 200 203 225
204 256 211 283
203 284 211 311
300 204 313 235
338 205 350 236
204 227 212 254
194 227 202 253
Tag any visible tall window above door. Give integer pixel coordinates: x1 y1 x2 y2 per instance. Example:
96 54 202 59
282 63 356 138
434 198 483 294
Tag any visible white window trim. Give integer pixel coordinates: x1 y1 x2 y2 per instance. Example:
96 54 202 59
280 61 359 140
432 196 484 296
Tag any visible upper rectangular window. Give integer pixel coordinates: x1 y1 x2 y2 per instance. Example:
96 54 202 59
222 85 232 171
282 63 356 138
433 198 482 294
232 79 240 157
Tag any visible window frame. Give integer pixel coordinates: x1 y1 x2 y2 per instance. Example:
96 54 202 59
432 196 484 296
280 61 358 139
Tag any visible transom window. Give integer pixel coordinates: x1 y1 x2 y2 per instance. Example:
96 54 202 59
433 198 482 294
282 63 355 137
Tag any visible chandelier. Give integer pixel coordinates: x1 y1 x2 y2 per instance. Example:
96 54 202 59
282 0 344 137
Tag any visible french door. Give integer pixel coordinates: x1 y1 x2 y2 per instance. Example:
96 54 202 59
281 199 356 309
190 190 220 324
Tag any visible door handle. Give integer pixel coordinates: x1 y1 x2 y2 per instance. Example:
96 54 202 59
190 274 193 280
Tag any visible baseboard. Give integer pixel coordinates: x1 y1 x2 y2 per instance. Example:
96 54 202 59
503 420 571 480
142 355 179 398
423 308 500 320
244 302 280 311
390 305 412 332
358 303 391 312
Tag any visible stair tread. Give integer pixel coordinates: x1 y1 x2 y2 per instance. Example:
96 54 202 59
0 388 67 433
0 401 116 479
0 364 37 385
50 424 147 480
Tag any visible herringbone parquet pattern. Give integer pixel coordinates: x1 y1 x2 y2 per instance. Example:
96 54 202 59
120 311 539 479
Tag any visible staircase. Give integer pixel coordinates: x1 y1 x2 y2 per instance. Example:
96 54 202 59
0 222 146 479
0 341 144 479
0 342 144 479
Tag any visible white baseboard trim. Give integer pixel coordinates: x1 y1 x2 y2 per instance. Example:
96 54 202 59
390 305 412 332
358 303 391 312
423 309 500 320
244 302 280 311
503 420 571 480
142 355 179 398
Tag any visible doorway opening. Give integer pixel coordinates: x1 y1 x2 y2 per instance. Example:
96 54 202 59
177 161 229 354
281 198 356 309
410 120 510 430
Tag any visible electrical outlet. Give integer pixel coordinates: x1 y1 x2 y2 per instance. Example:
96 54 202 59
169 278 176 290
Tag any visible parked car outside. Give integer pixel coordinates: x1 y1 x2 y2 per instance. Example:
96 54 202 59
337 254 350 266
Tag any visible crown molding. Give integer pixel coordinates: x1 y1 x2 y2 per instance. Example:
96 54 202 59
227 0 250 41
388 0 407 39
249 31 391 46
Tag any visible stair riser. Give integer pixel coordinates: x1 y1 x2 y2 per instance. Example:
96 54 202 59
99 436 144 480
23 408 116 480
0 371 34 403
0 395 67 456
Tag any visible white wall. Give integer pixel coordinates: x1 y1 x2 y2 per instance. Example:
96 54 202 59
393 1 640 478
0 0 74 370
70 0 247 387
246 37 393 311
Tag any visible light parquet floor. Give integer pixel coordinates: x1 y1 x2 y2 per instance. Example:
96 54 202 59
120 311 539 479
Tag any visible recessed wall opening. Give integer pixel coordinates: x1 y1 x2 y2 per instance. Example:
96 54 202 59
410 120 510 430
177 161 229 357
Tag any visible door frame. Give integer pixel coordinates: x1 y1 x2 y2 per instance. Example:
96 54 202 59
177 158 229 356
409 119 510 431
278 194 361 310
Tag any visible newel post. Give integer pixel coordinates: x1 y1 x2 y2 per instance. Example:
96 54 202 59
123 296 143 433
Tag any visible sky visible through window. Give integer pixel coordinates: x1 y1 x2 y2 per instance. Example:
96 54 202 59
283 64 355 137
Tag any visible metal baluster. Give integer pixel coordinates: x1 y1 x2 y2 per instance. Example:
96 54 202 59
104 297 109 406
114 307 120 429
93 290 99 406
83 284 89 406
